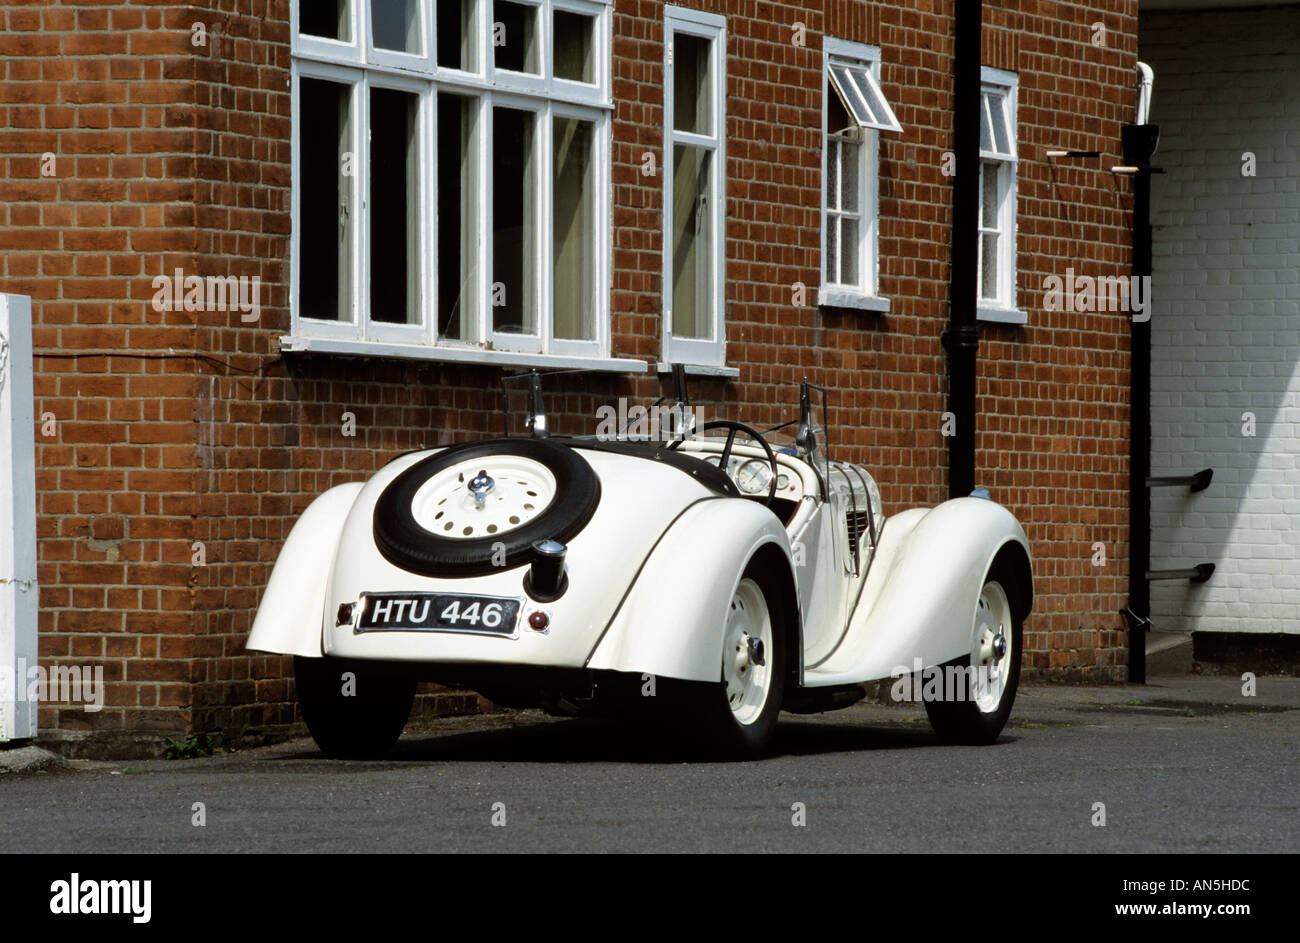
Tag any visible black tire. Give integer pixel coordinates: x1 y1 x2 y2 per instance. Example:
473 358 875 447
294 656 416 759
667 566 788 759
923 560 1023 745
373 437 600 577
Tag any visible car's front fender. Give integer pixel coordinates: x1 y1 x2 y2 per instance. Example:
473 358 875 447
806 496 1032 685
585 499 797 683
247 483 364 657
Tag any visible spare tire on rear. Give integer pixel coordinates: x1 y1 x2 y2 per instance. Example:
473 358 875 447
373 438 600 577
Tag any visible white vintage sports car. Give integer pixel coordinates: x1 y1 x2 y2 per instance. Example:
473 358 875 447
248 373 1032 758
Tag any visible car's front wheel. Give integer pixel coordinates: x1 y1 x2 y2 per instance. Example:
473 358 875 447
923 560 1022 745
294 656 416 758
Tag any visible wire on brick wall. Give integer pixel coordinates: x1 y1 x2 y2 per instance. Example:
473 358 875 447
33 349 279 376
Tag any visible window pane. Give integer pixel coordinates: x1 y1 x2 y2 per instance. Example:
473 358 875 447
492 106 537 335
554 9 595 83
980 94 994 152
980 232 999 300
826 212 839 285
990 94 1011 155
840 137 860 211
826 139 839 210
437 93 477 341
830 65 874 126
553 117 595 341
372 0 419 53
437 0 475 69
494 1 539 74
840 217 859 287
672 144 712 340
370 87 419 325
301 0 350 41
673 32 712 135
849 66 900 132
299 78 353 321
981 162 999 229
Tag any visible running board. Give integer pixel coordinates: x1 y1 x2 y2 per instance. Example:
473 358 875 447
783 684 866 715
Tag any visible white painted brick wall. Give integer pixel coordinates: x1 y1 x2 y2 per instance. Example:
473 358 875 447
1142 7 1300 635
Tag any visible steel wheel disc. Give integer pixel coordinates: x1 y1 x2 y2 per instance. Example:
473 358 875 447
722 578 774 726
410 456 556 540
972 580 1013 713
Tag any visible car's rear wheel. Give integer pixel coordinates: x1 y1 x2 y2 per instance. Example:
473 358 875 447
294 656 416 758
723 578 778 727
923 560 1022 745
672 569 786 759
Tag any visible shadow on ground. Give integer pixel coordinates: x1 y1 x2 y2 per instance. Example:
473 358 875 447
267 711 1018 766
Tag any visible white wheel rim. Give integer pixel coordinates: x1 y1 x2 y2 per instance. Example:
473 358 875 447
723 579 773 726
972 580 1013 713
410 455 556 540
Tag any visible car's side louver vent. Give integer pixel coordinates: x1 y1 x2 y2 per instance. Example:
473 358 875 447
847 510 871 550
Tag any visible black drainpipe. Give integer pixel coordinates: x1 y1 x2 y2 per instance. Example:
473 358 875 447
1123 123 1160 683
943 0 981 499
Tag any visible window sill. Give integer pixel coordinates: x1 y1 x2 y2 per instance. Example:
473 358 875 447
817 289 891 314
975 305 1028 325
656 362 740 378
278 335 649 373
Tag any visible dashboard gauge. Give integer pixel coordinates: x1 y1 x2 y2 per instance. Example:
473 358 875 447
776 474 789 491
702 455 723 467
736 459 774 495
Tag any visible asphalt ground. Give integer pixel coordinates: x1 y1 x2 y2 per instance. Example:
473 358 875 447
1 675 1295 853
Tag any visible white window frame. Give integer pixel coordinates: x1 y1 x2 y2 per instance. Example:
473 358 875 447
976 65 1025 325
662 6 726 369
291 59 364 341
295 0 364 64
491 0 548 94
819 38 896 314
366 71 432 345
551 0 604 98
286 0 642 372
366 0 431 70
484 94 545 354
548 101 609 357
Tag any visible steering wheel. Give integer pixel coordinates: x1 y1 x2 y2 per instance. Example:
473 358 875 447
697 420 780 506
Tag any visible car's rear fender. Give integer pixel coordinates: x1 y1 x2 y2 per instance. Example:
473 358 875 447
247 483 363 657
585 499 800 683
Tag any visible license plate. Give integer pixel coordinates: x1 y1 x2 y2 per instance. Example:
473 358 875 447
356 593 522 637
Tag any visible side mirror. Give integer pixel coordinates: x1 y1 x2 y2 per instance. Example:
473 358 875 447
525 370 548 438
795 380 816 455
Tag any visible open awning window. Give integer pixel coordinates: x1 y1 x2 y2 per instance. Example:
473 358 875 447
828 62 902 134
980 88 1016 160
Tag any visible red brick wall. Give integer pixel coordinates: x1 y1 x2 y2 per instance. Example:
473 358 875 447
612 0 1136 677
0 2 207 744
978 0 1136 675
1 0 1136 745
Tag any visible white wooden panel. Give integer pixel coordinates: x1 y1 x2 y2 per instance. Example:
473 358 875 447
0 294 38 741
